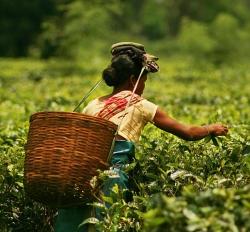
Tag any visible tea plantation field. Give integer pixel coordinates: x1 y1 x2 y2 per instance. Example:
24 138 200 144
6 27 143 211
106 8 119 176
0 57 249 231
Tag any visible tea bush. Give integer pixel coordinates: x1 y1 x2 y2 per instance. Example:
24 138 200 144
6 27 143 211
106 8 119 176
0 58 249 231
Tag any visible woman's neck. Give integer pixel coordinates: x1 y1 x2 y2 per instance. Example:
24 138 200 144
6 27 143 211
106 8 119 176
112 84 133 95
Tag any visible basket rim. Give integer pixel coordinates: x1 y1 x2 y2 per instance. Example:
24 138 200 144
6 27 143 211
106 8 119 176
29 111 118 130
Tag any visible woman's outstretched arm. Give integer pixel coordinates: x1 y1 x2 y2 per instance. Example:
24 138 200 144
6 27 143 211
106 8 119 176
153 108 228 141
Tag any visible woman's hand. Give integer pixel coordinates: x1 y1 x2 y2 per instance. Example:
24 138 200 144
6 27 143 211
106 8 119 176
205 124 228 136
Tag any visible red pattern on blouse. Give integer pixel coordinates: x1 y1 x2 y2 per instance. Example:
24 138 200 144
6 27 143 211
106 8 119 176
97 92 142 120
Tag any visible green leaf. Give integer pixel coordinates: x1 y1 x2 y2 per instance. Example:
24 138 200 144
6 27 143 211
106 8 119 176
204 135 212 143
211 136 219 146
112 184 119 194
146 217 166 226
143 209 159 219
16 182 23 188
78 217 99 230
183 208 199 220
102 195 113 205
7 164 14 172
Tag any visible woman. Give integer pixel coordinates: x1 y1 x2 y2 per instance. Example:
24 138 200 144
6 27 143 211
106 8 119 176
55 42 228 231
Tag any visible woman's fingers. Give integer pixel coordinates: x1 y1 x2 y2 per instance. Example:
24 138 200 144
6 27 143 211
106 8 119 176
211 124 229 136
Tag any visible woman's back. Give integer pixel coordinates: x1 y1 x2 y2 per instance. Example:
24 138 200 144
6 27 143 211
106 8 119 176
82 90 157 142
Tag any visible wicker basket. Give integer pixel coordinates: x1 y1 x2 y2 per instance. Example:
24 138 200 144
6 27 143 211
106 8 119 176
24 112 117 207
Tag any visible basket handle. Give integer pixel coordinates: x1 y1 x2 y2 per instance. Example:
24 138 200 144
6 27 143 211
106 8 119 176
73 79 103 112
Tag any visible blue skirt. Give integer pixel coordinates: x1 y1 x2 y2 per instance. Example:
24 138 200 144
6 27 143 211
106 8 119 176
54 140 135 232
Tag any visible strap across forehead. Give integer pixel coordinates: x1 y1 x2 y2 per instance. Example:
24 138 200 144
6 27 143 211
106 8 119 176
111 43 146 60
110 41 159 73
111 42 145 54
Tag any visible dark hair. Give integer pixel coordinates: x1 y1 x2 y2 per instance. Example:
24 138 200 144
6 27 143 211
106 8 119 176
102 54 145 87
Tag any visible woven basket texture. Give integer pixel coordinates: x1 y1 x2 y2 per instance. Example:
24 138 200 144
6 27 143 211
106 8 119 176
24 112 117 207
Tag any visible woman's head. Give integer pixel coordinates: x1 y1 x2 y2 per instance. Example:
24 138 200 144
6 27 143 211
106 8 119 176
102 42 159 94
102 54 146 87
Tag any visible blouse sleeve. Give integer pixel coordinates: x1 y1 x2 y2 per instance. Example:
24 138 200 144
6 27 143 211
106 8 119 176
141 99 158 122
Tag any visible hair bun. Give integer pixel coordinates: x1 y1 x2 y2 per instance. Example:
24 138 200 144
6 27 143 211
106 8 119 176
102 54 142 87
102 66 117 86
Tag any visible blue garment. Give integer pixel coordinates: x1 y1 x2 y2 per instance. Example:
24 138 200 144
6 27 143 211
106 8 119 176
54 140 135 232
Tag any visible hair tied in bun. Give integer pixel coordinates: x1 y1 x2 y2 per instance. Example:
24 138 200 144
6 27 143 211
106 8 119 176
102 65 117 86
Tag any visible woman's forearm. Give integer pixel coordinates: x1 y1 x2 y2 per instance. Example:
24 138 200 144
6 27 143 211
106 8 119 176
184 124 228 141
153 109 228 141
184 125 210 141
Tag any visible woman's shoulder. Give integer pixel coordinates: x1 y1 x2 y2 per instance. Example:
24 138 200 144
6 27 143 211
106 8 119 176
97 94 113 102
82 98 103 114
86 98 100 106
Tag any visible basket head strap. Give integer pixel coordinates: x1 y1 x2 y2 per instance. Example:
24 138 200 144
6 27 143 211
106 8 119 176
106 66 146 163
111 42 159 73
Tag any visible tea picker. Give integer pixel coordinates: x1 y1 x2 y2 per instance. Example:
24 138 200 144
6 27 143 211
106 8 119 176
24 42 228 231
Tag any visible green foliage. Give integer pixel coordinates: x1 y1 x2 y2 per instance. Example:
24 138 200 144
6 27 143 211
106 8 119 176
210 13 250 63
141 0 167 39
40 0 125 58
177 13 250 63
177 19 216 57
0 0 57 57
1 0 250 63
0 121 55 231
143 186 250 232
0 57 249 231
210 13 240 62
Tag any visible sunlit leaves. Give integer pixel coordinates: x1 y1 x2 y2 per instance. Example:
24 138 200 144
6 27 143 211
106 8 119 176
1 58 249 231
